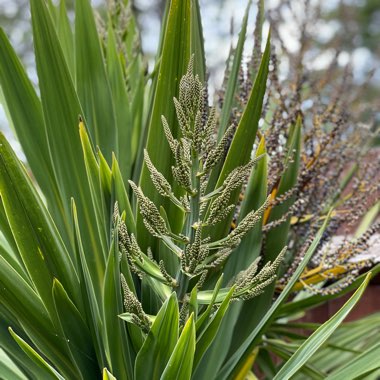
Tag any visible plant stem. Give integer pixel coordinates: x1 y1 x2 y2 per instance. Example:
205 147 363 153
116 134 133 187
176 145 201 300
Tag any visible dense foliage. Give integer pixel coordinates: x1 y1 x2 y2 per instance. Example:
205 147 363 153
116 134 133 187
0 0 378 379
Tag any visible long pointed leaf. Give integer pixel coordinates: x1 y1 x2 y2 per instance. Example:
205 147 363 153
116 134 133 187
57 0 74 78
161 314 196 380
326 341 380 380
0 133 80 314
79 122 109 254
218 209 333 379
52 279 98 379
0 348 28 380
0 29 67 238
31 0 106 295
71 200 107 368
193 287 235 371
138 0 205 250
103 234 135 380
0 256 75 378
134 293 179 380
111 154 136 234
227 117 302 357
9 328 65 380
273 273 371 380
75 0 116 160
106 25 133 181
218 0 252 140
208 33 270 240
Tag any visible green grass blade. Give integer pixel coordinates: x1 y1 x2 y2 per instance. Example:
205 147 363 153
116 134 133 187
195 275 224 332
294 312 378 365
226 116 302 357
30 0 81 201
0 223 28 282
75 0 116 161
273 274 371 380
0 313 42 380
79 122 109 255
224 136 267 279
218 210 333 379
249 0 264 80
216 32 270 185
194 140 267 378
112 1 145 177
44 0 58 20
325 343 380 380
188 287 198 322
0 29 66 235
57 0 74 78
99 150 113 209
138 0 205 250
103 235 135 380
218 0 252 140
134 293 179 380
193 287 235 372
190 0 206 81
266 345 325 379
0 199 20 257
161 314 196 380
129 60 146 182
0 348 28 380
103 368 117 380
0 133 80 315
30 0 106 294
106 25 133 181
9 328 65 380
208 33 270 239
0 257 74 378
71 200 107 368
0 28 50 179
307 313 380 371
111 154 136 234
265 115 302 261
52 279 99 378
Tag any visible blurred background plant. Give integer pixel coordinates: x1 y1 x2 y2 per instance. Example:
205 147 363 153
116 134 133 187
0 0 379 379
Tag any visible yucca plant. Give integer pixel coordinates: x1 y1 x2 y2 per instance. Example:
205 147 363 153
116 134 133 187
0 0 379 379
